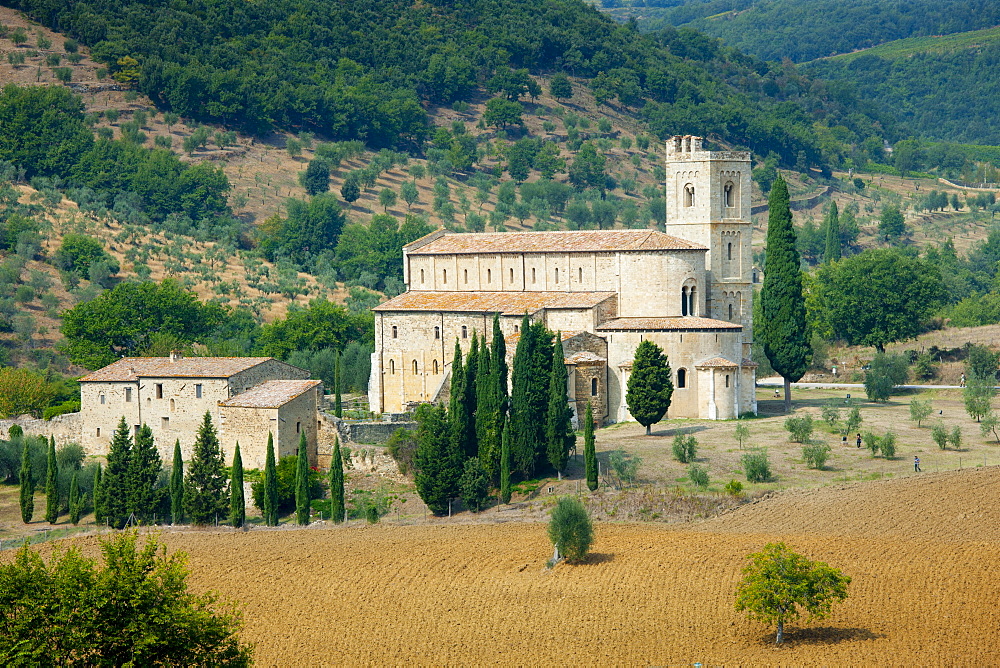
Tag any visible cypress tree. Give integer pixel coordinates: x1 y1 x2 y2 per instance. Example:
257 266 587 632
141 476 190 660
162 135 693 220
626 340 674 435
329 435 345 523
492 312 508 415
183 412 229 525
499 422 512 504
92 463 104 525
475 335 500 478
263 432 278 526
823 200 841 263
170 440 184 524
449 339 473 461
462 330 479 458
128 424 161 524
760 175 810 413
414 403 459 515
104 416 133 529
45 436 58 524
334 349 343 418
545 334 575 474
584 402 598 491
19 438 34 524
69 470 82 524
510 316 554 477
230 443 245 528
294 431 310 525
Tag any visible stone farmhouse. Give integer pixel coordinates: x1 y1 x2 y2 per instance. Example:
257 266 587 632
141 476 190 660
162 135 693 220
369 135 757 423
78 353 322 469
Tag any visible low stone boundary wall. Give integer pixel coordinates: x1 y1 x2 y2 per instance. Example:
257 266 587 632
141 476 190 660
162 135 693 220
0 413 81 446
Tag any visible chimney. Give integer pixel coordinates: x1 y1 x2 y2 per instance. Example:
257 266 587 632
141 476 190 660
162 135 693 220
170 350 183 363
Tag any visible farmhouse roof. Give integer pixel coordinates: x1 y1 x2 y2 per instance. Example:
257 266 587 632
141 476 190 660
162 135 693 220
565 351 606 365
595 316 742 331
695 357 739 369
404 229 706 254
219 380 322 409
374 291 617 315
80 357 282 382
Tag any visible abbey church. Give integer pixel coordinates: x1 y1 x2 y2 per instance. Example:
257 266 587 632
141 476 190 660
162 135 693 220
369 136 757 424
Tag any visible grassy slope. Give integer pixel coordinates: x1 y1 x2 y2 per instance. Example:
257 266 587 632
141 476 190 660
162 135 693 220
820 25 1000 63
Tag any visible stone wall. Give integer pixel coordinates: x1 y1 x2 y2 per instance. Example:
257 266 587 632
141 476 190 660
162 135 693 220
0 413 82 447
317 413 416 469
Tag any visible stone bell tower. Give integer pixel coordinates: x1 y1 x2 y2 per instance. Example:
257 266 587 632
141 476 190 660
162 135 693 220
662 135 753 347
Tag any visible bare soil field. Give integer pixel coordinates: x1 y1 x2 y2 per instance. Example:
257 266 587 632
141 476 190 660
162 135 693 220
12 465 1000 665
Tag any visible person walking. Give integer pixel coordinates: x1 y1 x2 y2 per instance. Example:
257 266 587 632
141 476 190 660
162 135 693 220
914 456 921 472
856 433 862 449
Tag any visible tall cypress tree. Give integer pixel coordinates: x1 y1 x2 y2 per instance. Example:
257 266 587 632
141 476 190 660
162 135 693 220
295 431 310 525
263 432 278 526
462 330 479 458
760 175 810 413
230 443 245 528
492 312 508 415
19 438 34 524
334 349 343 418
104 417 133 529
823 200 841 263
69 470 82 525
449 339 473 461
183 412 229 525
499 422 512 504
545 334 574 474
510 316 554 477
329 435 345 523
170 440 184 524
128 424 161 523
584 402 598 491
45 436 58 524
626 340 674 435
414 403 459 515
475 335 500 479
92 463 104 525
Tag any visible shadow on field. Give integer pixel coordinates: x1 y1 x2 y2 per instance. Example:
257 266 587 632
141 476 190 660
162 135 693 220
649 425 708 437
582 552 614 565
762 626 883 647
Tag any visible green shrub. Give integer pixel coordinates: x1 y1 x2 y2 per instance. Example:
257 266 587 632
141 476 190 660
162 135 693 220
863 431 880 456
385 428 417 475
547 496 593 564
43 400 80 421
949 425 962 450
458 457 491 512
250 455 322 516
688 463 709 489
931 423 949 449
878 431 897 459
821 402 840 428
784 414 814 443
724 479 744 496
742 448 771 483
671 433 698 463
609 450 641 485
802 442 831 470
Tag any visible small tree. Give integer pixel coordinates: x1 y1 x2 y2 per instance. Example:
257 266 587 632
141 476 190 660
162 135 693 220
19 438 34 523
499 424 513 504
802 443 831 470
742 449 771 483
329 436 345 523
820 402 840 429
964 373 995 422
547 496 593 564
734 419 750 449
68 470 82 525
262 433 278 525
584 402 598 491
170 440 184 524
549 72 572 101
949 425 962 449
735 542 851 644
183 412 229 525
671 434 698 463
378 187 397 212
909 399 932 427
400 180 419 210
784 415 814 443
45 437 58 524
459 457 491 512
863 431 880 457
688 463 709 489
931 423 949 449
294 432 310 525
626 340 673 435
92 464 104 525
230 443 244 528
841 406 862 436
878 431 897 459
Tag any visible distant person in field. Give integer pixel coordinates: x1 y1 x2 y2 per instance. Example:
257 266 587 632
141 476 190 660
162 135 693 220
914 456 921 472
856 433 862 449
773 388 780 398
960 373 966 387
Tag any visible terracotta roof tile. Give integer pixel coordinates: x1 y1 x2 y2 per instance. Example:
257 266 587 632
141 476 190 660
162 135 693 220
696 357 739 368
741 358 759 367
80 357 280 382
595 316 742 331
405 230 706 254
565 351 606 364
219 380 322 408
374 291 616 315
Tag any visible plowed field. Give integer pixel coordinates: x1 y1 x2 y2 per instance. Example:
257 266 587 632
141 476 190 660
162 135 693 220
23 467 1000 665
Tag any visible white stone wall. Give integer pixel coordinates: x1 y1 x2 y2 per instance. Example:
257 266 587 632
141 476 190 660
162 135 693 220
219 386 320 470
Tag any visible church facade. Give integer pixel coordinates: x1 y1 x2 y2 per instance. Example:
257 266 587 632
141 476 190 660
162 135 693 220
369 136 756 423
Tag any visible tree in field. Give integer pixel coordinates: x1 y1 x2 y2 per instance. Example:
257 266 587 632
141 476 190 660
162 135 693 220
879 205 906 242
378 187 397 212
0 533 253 664
170 440 184 524
548 496 593 564
128 424 161 523
735 419 750 449
104 417 133 529
759 176 810 412
545 334 575 473
510 316 554 476
329 435 345 523
823 200 840 263
45 437 58 524
230 443 245 528
414 403 460 515
400 180 419 210
964 373 995 422
584 402 598 491
68 470 82 525
295 431 310 525
92 464 104 525
483 97 523 129
499 424 512 504
263 433 278 526
549 73 572 101
816 248 944 353
626 340 674 435
735 542 851 645
19 438 34 524
302 158 330 196
909 399 933 427
340 175 360 203
183 412 229 525
863 352 909 402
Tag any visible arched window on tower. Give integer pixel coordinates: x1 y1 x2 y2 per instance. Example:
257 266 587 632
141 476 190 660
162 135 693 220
684 183 695 207
688 287 696 316
433 360 439 374
413 360 418 374
434 326 440 339
681 286 689 316
724 181 735 208
591 377 598 396
677 368 687 388
725 374 730 388
727 242 733 261
389 359 395 374
391 325 398 339
729 303 733 320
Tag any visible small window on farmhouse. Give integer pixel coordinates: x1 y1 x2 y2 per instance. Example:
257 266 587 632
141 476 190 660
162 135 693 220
155 383 163 399
96 427 101 437
413 360 418 374
162 416 169 430
421 268 425 283
510 268 514 283
461 325 468 339
125 387 132 402
514 325 519 333
532 267 536 284
677 368 687 388
296 421 301 434
487 268 492 283
464 269 468 284
555 268 559 283
443 269 447 284
170 398 175 412
434 326 440 340
100 394 106 405
433 360 439 374
591 377 598 396
579 267 583 283
725 374 730 388
392 325 398 339
389 359 395 374
195 384 202 398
